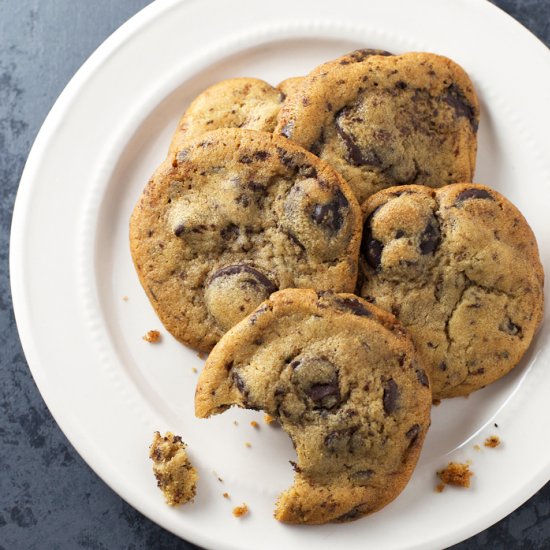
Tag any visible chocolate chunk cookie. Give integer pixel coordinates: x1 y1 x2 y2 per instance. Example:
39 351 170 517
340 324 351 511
276 52 479 203
195 289 431 524
130 129 362 352
168 78 285 157
360 184 544 399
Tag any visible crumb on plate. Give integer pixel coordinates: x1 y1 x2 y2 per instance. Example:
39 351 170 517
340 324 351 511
264 414 275 425
233 504 249 517
250 421 259 429
432 399 441 406
437 462 473 489
484 435 501 448
223 492 230 499
143 330 161 343
149 431 198 506
122 296 129 302
244 442 252 448
473 444 481 451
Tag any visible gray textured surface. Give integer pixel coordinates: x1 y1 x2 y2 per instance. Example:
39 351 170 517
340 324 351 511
1 0 549 548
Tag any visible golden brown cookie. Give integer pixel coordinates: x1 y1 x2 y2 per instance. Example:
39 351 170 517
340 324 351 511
360 184 544 399
276 52 479 203
195 289 431 524
130 129 362 352
168 78 285 157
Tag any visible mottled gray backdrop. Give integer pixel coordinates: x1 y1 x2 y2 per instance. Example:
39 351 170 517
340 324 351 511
1 1 549 548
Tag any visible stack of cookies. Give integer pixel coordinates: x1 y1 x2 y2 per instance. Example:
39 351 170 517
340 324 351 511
131 50 544 523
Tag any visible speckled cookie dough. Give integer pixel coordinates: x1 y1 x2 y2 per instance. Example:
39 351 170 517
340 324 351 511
195 289 431 524
360 184 544 399
168 78 285 157
276 52 479 203
149 432 198 506
130 128 362 351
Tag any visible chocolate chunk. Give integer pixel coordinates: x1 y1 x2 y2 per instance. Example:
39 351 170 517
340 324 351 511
419 220 441 255
208 264 278 294
455 188 494 203
416 369 430 387
306 383 340 405
335 107 383 167
382 378 399 414
220 223 239 241
444 84 478 132
363 238 384 269
335 503 371 522
334 297 372 317
311 188 349 233
232 371 247 396
499 318 522 337
349 48 393 62
438 361 447 371
350 470 375 486
324 426 358 452
174 224 185 237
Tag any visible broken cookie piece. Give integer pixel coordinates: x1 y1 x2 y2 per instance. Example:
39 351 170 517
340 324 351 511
437 462 473 489
195 289 431 524
149 431 198 506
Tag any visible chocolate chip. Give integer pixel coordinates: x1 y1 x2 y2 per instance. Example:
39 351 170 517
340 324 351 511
444 84 478 132
334 296 372 317
350 470 375 486
395 229 405 238
349 48 393 62
232 371 247 396
438 361 447 371
220 223 239 241
335 503 370 522
208 264 278 294
254 151 269 161
455 188 494 203
363 238 384 269
324 426 358 452
335 107 383 167
311 188 349 233
306 383 340 405
499 318 522 337
416 369 429 387
395 80 407 89
286 230 306 251
174 224 185 237
382 378 399 414
419 220 441 255
309 129 325 156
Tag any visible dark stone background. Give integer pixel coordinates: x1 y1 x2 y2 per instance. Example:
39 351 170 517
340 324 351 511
1 1 548 548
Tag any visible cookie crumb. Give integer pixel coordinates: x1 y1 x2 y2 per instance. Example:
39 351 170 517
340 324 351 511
149 431 198 506
233 420 239 426
244 442 252 448
263 413 275 425
432 399 441 406
250 421 259 429
143 330 161 343
484 435 501 448
232 504 249 517
473 444 481 451
223 492 230 499
197 351 207 360
436 482 445 493
192 367 198 374
122 296 129 302
494 423 499 428
437 462 473 489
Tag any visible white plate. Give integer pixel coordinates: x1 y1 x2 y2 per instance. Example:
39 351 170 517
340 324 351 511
10 0 550 548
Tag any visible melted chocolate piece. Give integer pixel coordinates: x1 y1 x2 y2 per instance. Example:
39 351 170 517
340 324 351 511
455 188 494 204
444 84 478 132
334 297 372 317
208 264 278 294
311 189 349 234
416 369 430 388
382 378 399 414
419 220 441 255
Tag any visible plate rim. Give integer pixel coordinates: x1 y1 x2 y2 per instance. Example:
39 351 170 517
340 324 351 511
10 0 550 548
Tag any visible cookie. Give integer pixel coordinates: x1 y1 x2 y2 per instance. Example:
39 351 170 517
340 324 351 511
277 76 304 98
360 184 544 399
275 52 479 203
149 431 198 506
130 128 362 352
168 78 285 157
195 289 431 524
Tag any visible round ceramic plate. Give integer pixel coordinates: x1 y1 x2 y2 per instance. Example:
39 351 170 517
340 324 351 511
10 0 550 548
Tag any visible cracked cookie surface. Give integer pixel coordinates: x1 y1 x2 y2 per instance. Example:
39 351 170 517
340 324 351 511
360 184 544 399
130 129 362 352
168 78 285 158
195 289 431 524
275 52 479 203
